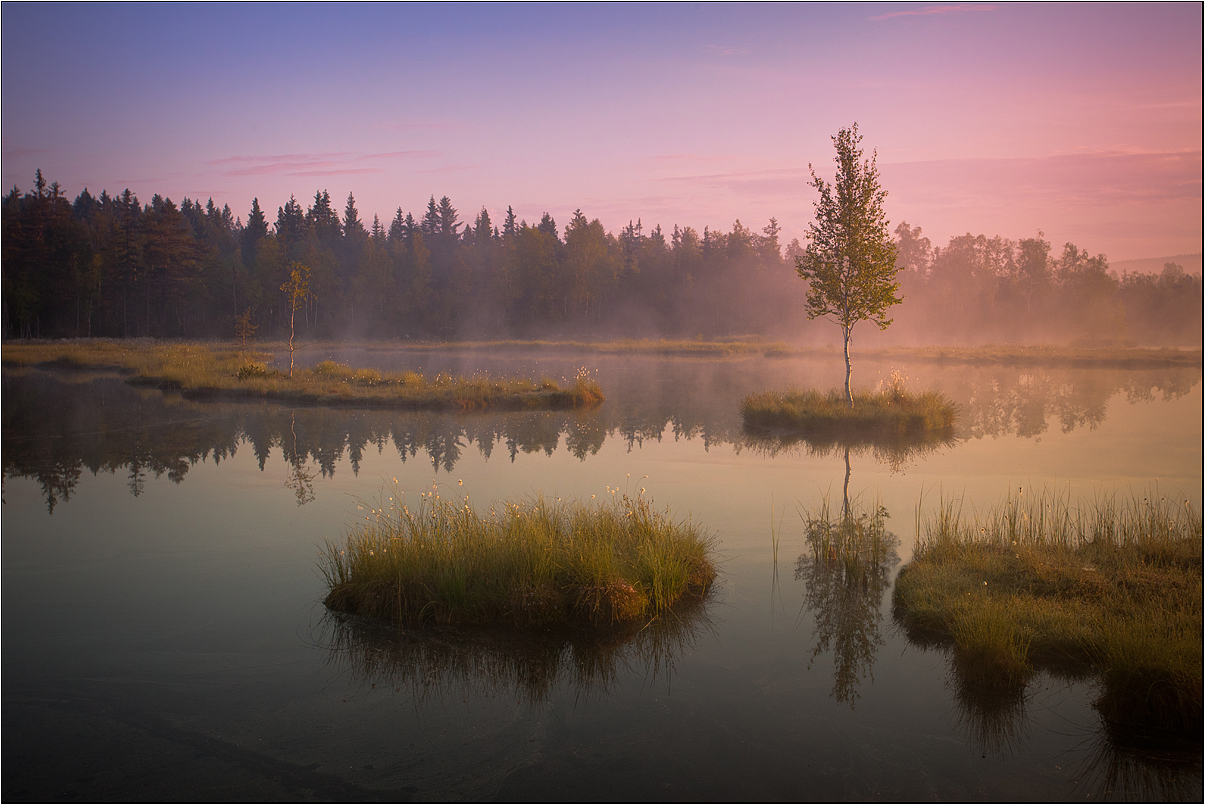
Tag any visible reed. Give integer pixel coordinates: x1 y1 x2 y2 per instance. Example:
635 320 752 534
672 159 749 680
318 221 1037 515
894 487 1203 730
1 341 604 410
741 370 957 436
319 486 717 628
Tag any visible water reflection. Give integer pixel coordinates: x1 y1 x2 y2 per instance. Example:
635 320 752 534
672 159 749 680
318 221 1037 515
3 361 1199 512
895 621 1203 799
1073 719 1204 802
958 366 1199 441
317 593 715 706
740 429 957 472
794 480 900 707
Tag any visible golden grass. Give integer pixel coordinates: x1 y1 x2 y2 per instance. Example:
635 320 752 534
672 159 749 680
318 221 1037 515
1 341 604 411
894 487 1203 729
319 486 717 628
741 371 957 437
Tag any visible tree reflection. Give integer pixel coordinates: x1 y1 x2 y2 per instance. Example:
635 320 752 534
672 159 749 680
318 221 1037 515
316 592 715 706
283 413 316 506
3 362 1199 512
795 476 900 707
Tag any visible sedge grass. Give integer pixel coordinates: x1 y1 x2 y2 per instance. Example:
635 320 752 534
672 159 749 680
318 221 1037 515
741 371 957 438
1 341 604 410
894 487 1203 729
319 486 717 628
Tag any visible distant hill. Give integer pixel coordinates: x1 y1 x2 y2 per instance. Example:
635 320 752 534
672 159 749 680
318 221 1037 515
1111 253 1203 275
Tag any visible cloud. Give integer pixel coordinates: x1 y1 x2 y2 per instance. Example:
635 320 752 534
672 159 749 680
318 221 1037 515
3 145 52 159
881 150 1203 206
208 150 439 177
868 4 995 21
706 44 750 57
289 168 386 177
663 167 810 198
417 165 476 174
358 150 441 160
207 153 350 166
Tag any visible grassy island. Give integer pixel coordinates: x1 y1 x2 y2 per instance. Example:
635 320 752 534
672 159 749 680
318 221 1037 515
893 488 1202 731
1 341 604 410
320 488 717 628
741 373 956 437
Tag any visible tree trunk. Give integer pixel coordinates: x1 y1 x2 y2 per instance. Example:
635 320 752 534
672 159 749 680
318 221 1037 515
288 306 296 378
843 325 854 408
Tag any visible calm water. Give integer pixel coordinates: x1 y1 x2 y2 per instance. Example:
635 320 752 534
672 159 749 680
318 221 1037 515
3 350 1202 801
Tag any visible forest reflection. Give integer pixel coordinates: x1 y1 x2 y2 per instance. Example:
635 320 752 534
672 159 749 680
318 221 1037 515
3 362 1200 512
318 593 714 706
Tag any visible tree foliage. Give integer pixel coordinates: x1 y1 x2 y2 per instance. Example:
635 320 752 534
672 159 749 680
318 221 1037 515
796 124 900 405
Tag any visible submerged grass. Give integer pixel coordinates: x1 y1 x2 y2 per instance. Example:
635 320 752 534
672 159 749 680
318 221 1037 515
894 487 1203 730
741 371 957 437
1 341 604 410
319 486 717 628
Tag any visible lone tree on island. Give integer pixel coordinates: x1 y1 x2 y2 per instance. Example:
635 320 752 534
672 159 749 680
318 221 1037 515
796 124 901 408
280 261 313 379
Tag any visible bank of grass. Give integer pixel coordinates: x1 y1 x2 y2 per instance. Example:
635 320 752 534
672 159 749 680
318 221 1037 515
741 373 957 438
320 487 717 628
860 344 1201 368
894 488 1203 730
1 341 604 410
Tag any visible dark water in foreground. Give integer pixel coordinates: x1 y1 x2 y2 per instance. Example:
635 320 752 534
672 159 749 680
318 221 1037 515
3 350 1202 801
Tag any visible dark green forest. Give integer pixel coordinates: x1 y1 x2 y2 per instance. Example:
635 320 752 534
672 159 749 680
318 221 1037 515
3 170 1200 344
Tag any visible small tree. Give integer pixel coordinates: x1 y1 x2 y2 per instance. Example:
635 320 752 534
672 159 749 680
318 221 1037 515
280 262 312 378
234 307 257 353
796 124 901 407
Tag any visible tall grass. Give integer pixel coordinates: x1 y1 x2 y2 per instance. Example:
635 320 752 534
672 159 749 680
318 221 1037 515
319 485 717 628
1 342 605 410
894 487 1203 729
742 371 957 436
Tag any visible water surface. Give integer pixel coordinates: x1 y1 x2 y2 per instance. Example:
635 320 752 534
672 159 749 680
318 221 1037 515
3 351 1201 800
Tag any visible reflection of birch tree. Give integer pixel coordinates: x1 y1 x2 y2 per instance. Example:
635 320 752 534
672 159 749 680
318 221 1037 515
283 412 315 506
795 476 899 707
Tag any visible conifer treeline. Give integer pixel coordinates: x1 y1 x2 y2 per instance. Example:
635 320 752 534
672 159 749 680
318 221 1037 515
2 171 1200 344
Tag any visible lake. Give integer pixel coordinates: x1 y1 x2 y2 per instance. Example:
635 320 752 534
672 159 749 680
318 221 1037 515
3 348 1202 801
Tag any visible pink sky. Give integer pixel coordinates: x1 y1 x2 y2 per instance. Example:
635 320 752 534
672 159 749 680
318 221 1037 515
3 3 1201 261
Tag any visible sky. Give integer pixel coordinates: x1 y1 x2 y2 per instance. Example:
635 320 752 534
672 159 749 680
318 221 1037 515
2 3 1201 262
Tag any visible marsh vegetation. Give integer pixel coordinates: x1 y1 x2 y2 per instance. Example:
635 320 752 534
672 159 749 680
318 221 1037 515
320 486 716 628
1 341 604 410
893 488 1203 731
741 370 956 440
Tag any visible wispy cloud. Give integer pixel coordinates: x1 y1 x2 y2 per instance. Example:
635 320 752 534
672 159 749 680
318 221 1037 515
706 44 750 57
869 4 995 21
417 164 476 175
3 145 51 158
358 150 441 160
208 150 439 177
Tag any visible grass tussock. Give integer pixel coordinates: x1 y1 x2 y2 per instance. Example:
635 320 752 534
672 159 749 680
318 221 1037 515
1 341 604 410
319 486 717 628
894 487 1203 730
742 370 957 437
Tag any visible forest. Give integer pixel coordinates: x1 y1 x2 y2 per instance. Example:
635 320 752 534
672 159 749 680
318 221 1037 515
2 170 1200 345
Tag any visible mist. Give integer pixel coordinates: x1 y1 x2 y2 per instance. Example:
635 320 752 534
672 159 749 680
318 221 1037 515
2 175 1201 347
